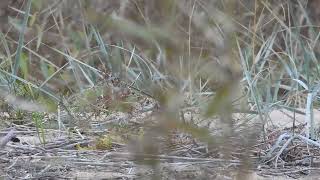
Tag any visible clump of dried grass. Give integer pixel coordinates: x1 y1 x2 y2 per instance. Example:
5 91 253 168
1 0 320 179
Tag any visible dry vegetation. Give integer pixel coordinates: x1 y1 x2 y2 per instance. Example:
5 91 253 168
0 0 320 179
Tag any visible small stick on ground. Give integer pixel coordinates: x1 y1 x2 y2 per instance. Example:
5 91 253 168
0 128 16 149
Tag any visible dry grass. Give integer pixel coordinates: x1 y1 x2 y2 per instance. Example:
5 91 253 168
0 0 320 179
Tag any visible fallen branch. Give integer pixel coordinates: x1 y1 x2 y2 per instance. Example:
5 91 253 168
0 128 16 148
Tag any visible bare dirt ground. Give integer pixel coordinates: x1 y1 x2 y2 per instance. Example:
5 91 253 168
1 95 320 180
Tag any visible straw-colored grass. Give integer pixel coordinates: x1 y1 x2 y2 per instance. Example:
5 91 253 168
0 0 320 178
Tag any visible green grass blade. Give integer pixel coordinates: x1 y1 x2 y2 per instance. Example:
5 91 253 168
12 0 32 81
